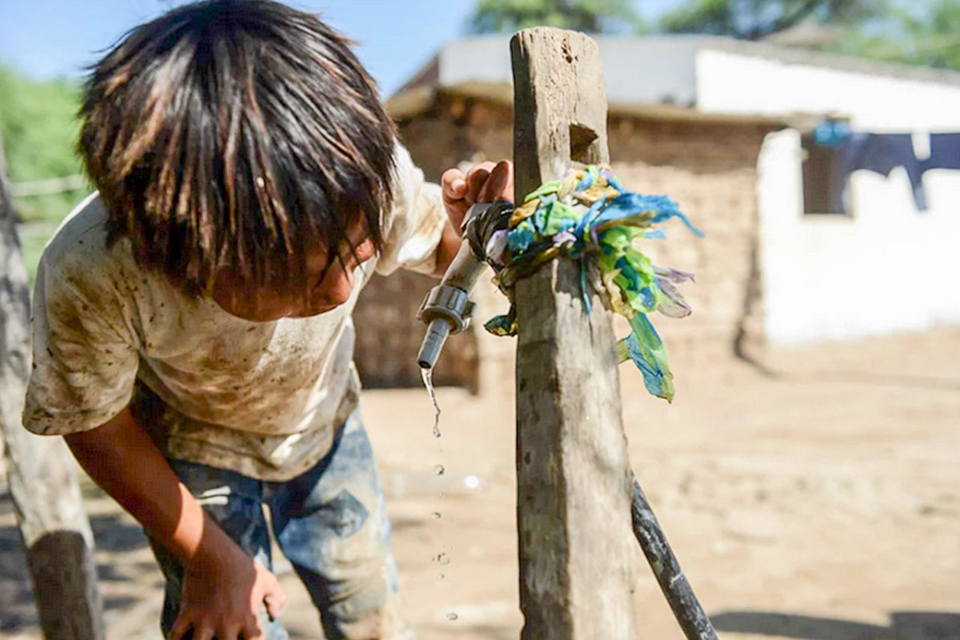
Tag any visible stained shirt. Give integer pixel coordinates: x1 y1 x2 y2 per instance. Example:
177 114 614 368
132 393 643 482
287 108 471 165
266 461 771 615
22 144 446 481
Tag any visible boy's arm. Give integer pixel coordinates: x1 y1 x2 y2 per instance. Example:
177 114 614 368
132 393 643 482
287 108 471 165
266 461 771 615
28 213 284 639
65 407 285 640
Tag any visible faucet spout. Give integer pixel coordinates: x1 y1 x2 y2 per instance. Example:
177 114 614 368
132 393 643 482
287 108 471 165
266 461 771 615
415 200 514 370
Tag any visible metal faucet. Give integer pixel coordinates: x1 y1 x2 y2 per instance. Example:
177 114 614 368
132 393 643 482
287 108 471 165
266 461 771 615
416 200 513 369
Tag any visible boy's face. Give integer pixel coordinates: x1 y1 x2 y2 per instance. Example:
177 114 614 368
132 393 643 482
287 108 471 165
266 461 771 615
211 219 375 322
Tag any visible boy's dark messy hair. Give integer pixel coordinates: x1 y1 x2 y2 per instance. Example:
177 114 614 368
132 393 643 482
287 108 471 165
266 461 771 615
79 0 396 296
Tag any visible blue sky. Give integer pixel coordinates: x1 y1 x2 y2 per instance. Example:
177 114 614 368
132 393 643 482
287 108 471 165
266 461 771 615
0 0 684 96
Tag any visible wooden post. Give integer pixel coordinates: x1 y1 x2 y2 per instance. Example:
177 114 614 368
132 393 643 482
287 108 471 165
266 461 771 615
511 28 639 639
0 132 105 638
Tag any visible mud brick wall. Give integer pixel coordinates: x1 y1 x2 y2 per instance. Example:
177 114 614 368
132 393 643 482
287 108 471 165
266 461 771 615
607 115 771 368
352 95 772 393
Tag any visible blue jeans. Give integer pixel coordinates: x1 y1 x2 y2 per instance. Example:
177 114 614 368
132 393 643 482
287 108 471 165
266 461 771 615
150 412 410 639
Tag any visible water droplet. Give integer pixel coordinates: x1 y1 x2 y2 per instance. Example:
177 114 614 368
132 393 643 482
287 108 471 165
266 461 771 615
439 573 446 580
430 512 442 519
436 552 451 565
434 464 445 476
420 367 442 438
445 612 459 621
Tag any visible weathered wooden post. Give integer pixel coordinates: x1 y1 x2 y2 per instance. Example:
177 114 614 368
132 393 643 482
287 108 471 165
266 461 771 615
511 28 639 639
0 131 105 638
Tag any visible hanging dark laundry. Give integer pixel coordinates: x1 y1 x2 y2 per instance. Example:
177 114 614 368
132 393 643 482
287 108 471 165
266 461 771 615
829 133 928 212
923 133 960 172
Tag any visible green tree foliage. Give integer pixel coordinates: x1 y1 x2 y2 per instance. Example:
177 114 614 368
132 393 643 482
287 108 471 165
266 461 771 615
466 0 644 34
832 0 960 71
659 0 883 40
906 0 960 70
0 65 88 224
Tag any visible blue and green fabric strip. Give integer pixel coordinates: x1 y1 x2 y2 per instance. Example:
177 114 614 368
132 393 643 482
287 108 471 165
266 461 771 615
478 165 702 402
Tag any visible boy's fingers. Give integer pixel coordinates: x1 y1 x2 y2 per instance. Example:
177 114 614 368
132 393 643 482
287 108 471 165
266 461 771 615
192 626 214 640
479 161 513 203
465 161 497 179
167 614 192 640
244 615 265 640
265 593 285 619
441 169 467 200
501 160 515 201
465 161 497 203
465 167 491 204
220 623 241 640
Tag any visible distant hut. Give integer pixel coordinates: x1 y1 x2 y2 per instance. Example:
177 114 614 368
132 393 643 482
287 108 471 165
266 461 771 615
353 36 960 393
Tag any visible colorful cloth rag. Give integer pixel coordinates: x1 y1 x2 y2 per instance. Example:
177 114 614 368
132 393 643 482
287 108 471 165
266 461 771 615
474 165 702 402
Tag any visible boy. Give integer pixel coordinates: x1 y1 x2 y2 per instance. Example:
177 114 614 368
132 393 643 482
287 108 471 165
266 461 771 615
22 2 512 639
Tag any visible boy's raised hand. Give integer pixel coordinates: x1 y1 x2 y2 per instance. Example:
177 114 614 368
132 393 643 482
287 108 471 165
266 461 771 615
431 159 513 277
441 160 514 231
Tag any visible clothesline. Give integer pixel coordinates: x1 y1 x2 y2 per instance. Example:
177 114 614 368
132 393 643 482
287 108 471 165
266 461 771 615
812 120 960 212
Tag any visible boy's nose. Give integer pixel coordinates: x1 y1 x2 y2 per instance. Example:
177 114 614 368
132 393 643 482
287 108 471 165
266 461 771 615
345 236 376 271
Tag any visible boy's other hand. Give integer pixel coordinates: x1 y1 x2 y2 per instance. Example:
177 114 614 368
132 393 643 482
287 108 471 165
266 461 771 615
168 543 286 640
441 160 514 231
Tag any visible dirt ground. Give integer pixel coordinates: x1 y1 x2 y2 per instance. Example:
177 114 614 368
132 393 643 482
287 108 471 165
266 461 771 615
1 328 959 639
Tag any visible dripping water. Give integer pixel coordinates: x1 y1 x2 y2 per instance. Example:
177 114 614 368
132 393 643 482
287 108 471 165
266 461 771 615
420 365 450 591
420 367 442 439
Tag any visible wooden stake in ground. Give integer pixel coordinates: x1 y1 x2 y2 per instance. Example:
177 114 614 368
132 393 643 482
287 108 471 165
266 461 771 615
511 28 639 639
0 132 105 639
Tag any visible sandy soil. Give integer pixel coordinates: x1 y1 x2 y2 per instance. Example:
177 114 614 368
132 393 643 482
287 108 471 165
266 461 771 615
2 328 959 639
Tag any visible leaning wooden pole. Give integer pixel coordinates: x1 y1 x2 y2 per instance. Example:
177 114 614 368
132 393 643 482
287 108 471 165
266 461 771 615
631 476 718 639
511 28 639 639
0 131 105 639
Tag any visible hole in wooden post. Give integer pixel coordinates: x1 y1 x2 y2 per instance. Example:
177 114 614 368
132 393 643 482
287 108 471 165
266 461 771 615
569 123 599 163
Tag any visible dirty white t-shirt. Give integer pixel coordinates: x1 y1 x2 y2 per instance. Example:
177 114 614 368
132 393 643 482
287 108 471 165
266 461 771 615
23 145 446 481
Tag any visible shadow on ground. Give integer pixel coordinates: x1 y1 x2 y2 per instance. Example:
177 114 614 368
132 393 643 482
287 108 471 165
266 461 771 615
712 610 960 640
0 506 152 633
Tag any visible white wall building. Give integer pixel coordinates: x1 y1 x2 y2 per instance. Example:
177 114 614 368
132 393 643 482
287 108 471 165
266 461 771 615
397 35 960 346
698 46 960 344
